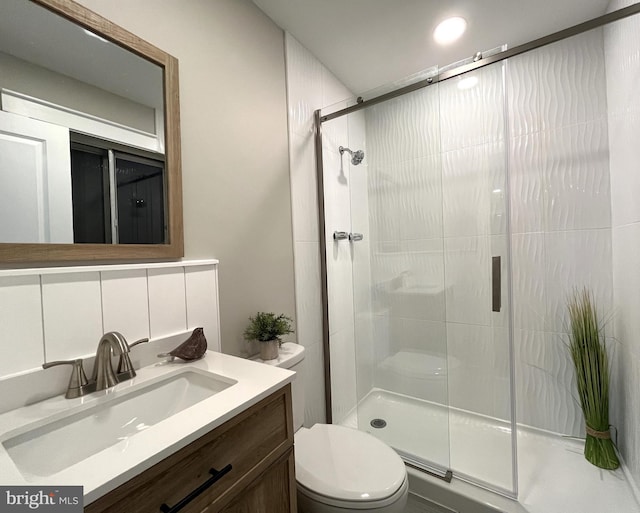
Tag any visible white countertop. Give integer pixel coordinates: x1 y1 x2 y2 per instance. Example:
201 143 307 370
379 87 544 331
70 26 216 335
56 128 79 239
0 351 294 505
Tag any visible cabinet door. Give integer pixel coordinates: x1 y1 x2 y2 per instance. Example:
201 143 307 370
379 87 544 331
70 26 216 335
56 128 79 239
219 450 296 513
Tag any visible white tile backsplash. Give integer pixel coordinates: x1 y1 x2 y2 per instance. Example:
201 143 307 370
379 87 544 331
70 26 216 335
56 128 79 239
147 268 188 339
184 266 221 352
0 261 221 408
0 275 44 376
41 272 103 361
101 269 150 343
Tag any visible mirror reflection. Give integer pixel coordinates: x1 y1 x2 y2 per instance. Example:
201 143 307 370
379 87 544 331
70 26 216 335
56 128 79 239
0 0 167 244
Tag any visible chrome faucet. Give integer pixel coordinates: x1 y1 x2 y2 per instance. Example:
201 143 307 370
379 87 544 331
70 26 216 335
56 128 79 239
116 336 149 381
42 332 150 398
42 359 96 399
92 331 129 390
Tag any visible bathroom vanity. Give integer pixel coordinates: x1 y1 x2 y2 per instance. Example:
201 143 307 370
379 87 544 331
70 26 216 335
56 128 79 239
0 352 297 512
86 385 296 513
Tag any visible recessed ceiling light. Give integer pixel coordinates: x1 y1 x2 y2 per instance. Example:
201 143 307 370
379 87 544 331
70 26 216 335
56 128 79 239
457 76 478 90
433 17 467 45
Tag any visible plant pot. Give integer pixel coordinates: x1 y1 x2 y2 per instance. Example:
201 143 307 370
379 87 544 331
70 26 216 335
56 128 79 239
260 340 279 361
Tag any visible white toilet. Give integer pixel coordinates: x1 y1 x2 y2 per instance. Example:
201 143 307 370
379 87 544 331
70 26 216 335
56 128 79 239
253 343 409 512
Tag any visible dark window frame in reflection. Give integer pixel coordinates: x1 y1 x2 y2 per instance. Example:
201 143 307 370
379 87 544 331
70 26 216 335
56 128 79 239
70 133 166 245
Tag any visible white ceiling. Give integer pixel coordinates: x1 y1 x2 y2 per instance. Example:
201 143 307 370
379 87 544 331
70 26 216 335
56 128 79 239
0 0 163 110
253 0 611 95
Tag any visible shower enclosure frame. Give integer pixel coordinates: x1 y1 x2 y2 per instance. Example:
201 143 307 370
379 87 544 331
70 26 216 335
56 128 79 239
314 1 640 499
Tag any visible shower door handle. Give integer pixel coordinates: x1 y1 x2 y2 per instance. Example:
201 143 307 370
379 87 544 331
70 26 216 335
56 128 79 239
492 256 501 313
333 231 349 241
349 232 364 242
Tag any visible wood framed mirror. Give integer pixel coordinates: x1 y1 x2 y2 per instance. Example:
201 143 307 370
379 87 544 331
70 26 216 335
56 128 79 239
0 0 183 263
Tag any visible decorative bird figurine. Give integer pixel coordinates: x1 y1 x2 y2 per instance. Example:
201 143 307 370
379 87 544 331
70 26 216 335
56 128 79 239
158 327 207 361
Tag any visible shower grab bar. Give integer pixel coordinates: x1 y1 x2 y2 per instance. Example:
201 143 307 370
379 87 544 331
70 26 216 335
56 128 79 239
492 256 501 312
333 231 349 241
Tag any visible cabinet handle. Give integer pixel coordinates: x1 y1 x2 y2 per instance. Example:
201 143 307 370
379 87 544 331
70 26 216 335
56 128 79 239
159 464 232 513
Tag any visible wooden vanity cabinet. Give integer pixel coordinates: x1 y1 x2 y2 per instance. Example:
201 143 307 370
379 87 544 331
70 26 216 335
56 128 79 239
85 384 297 513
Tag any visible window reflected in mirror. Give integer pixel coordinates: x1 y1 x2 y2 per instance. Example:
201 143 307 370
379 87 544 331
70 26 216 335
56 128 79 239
0 0 183 262
71 136 166 245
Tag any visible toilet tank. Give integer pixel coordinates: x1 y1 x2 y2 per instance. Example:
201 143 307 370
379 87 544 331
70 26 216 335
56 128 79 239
251 342 305 430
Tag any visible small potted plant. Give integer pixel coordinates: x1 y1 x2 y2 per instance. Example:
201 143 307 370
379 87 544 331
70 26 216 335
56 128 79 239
567 287 619 470
244 312 294 361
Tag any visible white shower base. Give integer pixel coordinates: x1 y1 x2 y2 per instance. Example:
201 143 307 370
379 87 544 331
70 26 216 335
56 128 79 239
341 388 640 513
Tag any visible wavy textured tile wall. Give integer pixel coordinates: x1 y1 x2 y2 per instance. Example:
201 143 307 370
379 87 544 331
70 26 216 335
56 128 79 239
605 0 640 494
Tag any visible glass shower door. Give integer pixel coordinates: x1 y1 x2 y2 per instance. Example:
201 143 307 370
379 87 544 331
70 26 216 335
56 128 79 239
349 80 453 477
436 61 516 494
321 57 517 497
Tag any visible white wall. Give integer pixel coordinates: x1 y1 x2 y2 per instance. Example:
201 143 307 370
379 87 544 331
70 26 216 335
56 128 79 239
0 51 156 134
507 29 613 436
604 0 640 492
322 111 370 424
76 0 296 358
284 34 371 426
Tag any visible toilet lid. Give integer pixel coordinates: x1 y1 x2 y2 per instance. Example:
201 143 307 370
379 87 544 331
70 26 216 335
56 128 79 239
295 424 406 502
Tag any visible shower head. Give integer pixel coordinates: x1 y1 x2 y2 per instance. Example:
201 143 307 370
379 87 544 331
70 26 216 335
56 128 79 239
339 146 365 166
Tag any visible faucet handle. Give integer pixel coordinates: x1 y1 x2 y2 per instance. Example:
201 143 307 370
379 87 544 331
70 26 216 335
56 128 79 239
42 359 96 399
128 337 149 349
117 337 149 380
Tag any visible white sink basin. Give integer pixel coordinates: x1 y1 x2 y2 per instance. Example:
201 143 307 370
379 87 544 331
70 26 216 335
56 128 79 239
2 369 236 480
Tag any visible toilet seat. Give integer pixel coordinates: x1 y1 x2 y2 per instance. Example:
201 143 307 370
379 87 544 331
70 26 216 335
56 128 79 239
295 424 407 508
297 475 409 510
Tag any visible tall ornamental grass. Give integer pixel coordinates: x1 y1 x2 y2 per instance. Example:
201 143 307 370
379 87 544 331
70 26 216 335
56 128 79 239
567 288 619 470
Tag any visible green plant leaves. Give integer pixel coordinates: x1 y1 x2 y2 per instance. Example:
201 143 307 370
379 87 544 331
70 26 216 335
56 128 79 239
567 287 619 470
243 312 294 343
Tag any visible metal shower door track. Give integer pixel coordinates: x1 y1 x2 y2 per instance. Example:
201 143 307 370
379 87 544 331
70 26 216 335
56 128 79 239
319 3 640 123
